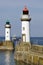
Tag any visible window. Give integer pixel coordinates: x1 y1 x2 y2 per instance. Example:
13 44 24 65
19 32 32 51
7 32 8 33
23 27 25 30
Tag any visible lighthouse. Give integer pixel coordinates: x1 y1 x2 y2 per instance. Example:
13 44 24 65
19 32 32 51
5 20 11 41
21 6 31 43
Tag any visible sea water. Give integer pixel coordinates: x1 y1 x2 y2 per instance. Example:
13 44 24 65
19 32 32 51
0 37 43 65
0 51 29 65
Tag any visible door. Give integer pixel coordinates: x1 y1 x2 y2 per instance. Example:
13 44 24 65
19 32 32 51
22 34 26 42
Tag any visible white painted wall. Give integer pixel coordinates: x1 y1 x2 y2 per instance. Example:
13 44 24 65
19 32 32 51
5 28 11 41
21 15 29 19
22 21 30 42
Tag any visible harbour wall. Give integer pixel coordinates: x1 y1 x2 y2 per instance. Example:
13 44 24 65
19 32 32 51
14 42 43 65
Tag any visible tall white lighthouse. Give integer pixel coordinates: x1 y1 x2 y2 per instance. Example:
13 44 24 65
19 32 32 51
5 21 11 41
21 6 31 43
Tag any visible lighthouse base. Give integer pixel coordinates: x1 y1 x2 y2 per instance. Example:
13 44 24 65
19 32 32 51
0 41 14 51
15 42 31 51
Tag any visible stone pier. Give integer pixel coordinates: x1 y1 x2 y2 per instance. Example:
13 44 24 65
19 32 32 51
0 41 14 50
14 42 43 65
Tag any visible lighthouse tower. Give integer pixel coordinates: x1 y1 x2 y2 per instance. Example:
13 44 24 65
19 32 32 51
5 21 11 41
21 6 31 43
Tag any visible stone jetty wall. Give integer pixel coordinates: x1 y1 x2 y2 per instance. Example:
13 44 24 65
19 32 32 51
0 41 14 50
14 42 43 65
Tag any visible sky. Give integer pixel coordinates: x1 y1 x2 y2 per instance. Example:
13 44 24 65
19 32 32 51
0 0 43 37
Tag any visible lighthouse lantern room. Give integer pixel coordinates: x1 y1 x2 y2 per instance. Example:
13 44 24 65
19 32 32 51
5 20 11 41
21 6 31 43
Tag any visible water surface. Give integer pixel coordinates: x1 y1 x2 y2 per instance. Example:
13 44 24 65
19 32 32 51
0 51 28 65
0 51 15 65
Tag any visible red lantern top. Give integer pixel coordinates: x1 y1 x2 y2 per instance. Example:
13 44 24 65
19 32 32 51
23 6 29 14
23 6 29 12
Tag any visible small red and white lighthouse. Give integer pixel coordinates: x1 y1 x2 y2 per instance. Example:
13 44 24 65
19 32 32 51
21 6 31 43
